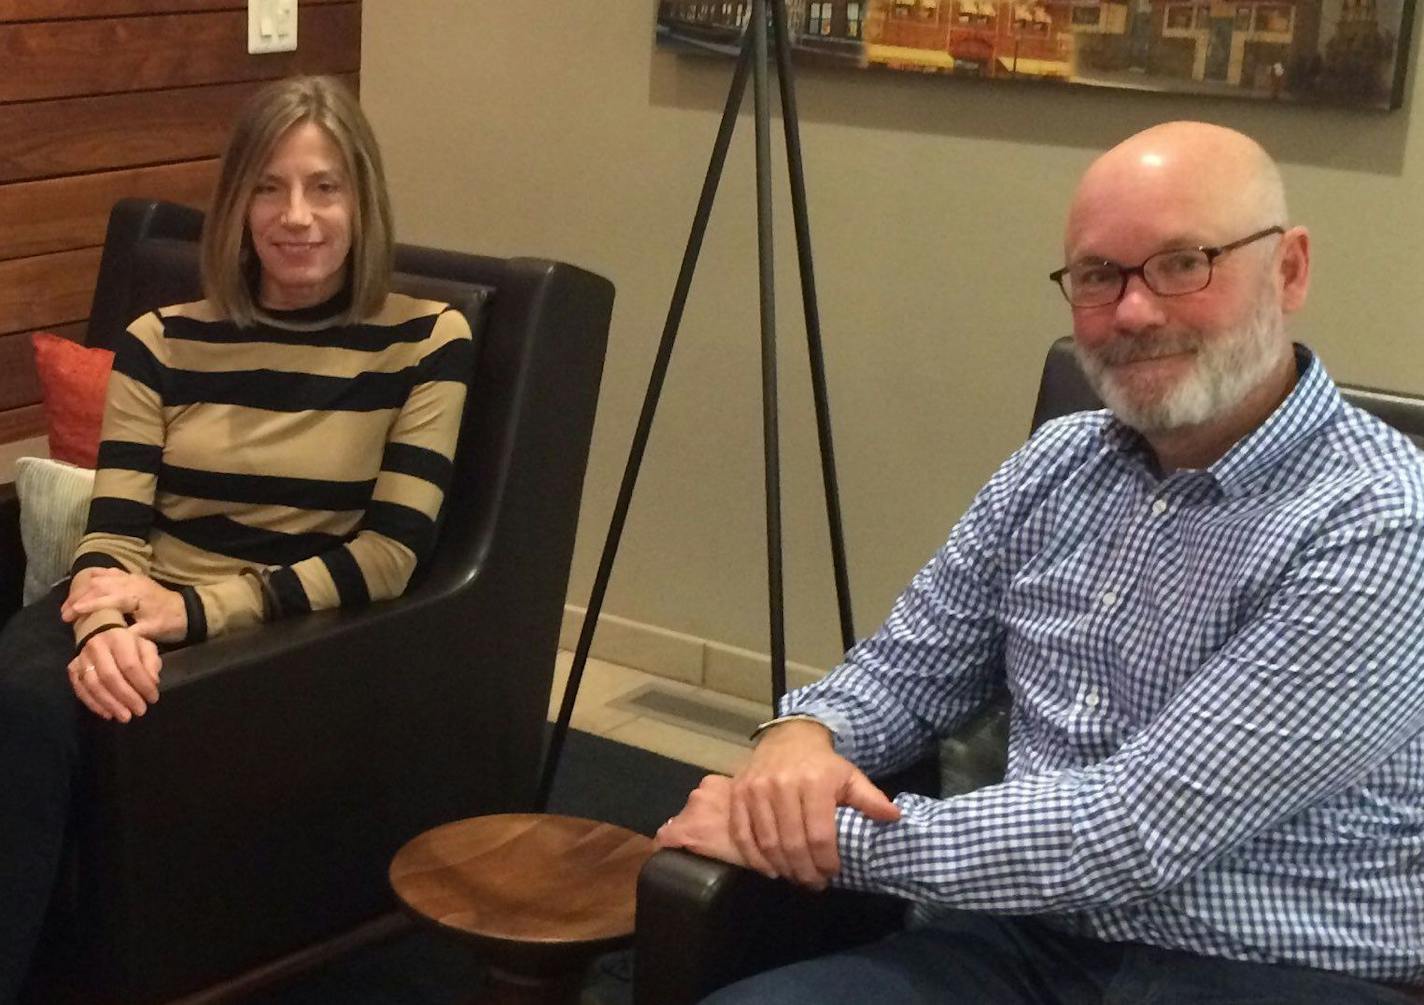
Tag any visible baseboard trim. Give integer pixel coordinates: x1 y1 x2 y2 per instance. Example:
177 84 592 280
560 606 824 704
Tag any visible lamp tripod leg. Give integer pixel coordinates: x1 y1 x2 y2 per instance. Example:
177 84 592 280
535 36 756 811
751 0 789 706
770 0 856 655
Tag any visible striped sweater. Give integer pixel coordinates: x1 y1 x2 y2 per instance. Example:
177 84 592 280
70 292 474 644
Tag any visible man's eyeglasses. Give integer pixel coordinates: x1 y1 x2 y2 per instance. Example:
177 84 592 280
1048 226 1285 308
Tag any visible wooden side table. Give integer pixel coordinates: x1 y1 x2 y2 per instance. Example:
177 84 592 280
389 814 654 1004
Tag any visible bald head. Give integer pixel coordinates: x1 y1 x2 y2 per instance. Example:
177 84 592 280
1066 122 1287 260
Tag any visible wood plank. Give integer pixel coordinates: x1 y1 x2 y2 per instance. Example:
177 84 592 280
0 5 360 104
0 73 358 185
0 323 86 414
0 160 218 262
0 0 348 21
0 248 102 337
0 403 46 443
0 331 43 412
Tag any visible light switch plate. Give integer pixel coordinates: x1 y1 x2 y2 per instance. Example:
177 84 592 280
248 0 298 55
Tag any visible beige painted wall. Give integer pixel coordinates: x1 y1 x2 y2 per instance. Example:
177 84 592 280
362 3 1424 672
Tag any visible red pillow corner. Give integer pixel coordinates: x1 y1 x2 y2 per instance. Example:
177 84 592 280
31 331 114 469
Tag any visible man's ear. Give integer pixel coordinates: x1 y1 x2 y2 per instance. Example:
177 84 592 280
1277 226 1310 314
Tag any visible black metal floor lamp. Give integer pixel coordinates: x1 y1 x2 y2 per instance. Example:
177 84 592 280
537 0 855 809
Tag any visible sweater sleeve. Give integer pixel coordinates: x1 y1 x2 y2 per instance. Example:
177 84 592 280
69 313 168 644
188 308 474 640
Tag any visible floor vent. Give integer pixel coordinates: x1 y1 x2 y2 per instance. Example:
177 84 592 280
610 684 763 748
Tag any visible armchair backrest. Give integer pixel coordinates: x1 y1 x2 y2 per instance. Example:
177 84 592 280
87 199 614 596
86 198 614 674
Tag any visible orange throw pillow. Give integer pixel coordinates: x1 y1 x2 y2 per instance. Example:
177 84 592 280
31 332 114 469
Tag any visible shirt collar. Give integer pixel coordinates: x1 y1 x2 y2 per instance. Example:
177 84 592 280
1101 345 1341 497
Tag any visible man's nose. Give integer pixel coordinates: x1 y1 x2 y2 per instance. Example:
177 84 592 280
1113 272 1166 331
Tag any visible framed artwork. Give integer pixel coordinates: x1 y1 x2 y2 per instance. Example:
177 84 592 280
655 0 1415 109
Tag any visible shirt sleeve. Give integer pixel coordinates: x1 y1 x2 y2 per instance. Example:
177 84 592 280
781 450 1016 778
829 485 1424 914
187 308 474 640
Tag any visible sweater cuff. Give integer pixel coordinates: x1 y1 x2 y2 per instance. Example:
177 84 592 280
69 552 127 577
179 586 208 644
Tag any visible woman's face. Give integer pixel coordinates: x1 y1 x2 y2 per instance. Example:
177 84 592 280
247 121 355 311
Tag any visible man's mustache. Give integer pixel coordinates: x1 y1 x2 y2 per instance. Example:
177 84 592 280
1083 335 1200 367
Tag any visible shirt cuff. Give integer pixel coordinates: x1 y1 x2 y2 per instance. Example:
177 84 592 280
777 700 858 758
832 804 882 893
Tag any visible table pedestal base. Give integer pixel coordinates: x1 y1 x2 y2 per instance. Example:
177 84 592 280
478 965 586 1005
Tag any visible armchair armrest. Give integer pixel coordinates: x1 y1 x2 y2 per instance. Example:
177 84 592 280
635 850 906 1005
632 699 1009 1005
70 572 548 1000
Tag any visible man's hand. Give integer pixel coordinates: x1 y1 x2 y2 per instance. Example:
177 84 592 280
656 774 770 874
67 624 162 723
63 568 188 643
729 720 900 890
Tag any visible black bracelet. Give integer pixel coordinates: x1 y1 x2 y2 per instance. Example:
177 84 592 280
75 622 127 656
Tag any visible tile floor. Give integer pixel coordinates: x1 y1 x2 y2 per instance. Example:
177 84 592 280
547 649 771 776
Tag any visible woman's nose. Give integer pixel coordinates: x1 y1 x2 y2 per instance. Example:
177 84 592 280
281 192 313 227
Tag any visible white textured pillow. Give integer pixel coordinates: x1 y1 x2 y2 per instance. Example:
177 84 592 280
14 456 95 605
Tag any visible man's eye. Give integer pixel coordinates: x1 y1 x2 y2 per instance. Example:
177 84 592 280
1155 251 1207 275
1073 265 1120 287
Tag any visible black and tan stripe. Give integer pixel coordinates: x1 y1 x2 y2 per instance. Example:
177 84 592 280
71 293 473 639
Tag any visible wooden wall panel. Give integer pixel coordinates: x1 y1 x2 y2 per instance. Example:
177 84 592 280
0 160 218 261
0 73 358 185
0 249 103 337
0 1 362 444
0 6 360 103
0 405 46 444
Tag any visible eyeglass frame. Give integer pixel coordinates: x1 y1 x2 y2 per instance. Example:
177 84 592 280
1048 226 1286 308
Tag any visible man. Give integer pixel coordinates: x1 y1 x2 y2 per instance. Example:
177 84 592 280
657 121 1424 1004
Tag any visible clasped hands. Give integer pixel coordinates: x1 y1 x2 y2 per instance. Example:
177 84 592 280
60 568 189 723
655 719 901 890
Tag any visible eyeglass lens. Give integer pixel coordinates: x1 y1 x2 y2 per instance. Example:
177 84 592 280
1065 249 1212 306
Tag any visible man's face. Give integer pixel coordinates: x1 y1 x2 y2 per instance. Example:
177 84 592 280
1063 161 1287 435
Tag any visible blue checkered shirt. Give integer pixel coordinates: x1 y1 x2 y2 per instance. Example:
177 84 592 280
785 346 1424 982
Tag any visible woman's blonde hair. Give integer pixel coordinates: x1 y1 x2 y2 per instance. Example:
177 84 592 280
200 76 394 326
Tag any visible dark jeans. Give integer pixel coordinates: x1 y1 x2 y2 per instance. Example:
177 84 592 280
701 910 1419 1005
0 588 82 1004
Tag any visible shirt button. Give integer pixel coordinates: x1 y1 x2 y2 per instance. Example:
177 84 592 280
1084 689 1101 708
1151 498 1169 516
1100 590 1118 608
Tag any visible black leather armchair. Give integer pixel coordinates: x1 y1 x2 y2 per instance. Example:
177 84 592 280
634 338 1424 1005
21 198 614 1003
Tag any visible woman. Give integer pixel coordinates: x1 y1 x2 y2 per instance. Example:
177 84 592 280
0 76 472 999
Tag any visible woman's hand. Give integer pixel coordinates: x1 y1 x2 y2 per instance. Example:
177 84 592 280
67 625 162 723
62 568 188 643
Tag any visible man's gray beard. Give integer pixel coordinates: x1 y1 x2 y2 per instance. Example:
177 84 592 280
1074 295 1286 436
